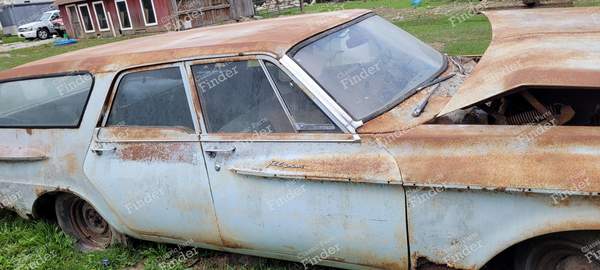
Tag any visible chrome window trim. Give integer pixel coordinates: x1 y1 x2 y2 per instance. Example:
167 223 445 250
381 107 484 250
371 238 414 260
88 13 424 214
280 55 363 133
186 55 354 135
259 55 353 133
199 135 361 143
258 59 298 133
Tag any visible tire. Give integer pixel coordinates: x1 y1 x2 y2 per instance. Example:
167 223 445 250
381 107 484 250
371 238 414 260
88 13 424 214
55 194 127 251
36 28 50 40
515 232 600 270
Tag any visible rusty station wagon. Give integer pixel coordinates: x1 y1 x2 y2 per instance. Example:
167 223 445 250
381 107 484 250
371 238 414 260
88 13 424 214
2 7 600 270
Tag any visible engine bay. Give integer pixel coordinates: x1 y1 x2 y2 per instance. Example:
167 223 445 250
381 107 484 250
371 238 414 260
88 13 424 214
435 87 600 126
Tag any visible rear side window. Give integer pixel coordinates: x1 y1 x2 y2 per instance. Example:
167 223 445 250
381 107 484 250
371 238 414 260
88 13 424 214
0 74 93 127
192 60 294 133
106 67 194 130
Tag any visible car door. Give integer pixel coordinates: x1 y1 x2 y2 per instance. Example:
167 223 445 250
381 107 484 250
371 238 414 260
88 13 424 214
83 63 222 246
188 56 408 269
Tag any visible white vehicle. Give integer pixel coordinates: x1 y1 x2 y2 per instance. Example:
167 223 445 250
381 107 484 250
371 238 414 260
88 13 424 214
17 10 60 40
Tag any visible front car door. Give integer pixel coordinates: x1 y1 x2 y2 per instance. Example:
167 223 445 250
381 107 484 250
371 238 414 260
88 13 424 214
188 55 409 269
83 63 221 246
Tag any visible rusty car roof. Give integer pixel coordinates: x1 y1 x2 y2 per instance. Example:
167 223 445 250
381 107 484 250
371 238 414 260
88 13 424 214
0 10 370 80
439 7 600 115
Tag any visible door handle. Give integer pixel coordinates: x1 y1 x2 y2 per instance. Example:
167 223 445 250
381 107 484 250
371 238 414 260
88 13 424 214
204 146 236 158
90 146 116 155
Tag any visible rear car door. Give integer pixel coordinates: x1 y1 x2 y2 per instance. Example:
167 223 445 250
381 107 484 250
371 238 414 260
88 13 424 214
83 63 222 245
189 56 408 269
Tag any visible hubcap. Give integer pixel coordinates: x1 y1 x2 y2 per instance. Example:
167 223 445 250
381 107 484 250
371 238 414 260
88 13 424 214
39 31 47 39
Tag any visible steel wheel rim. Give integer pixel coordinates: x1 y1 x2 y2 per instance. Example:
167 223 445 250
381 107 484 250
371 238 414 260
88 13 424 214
70 199 111 248
534 246 600 270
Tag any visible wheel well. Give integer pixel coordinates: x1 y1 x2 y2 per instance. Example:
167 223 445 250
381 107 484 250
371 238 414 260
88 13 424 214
483 230 600 269
32 191 67 222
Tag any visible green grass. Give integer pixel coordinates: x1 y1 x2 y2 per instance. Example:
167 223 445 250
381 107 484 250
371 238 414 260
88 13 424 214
1 35 25 44
258 0 473 17
0 211 312 269
259 0 410 17
0 37 135 71
573 0 600 6
396 14 491 55
258 0 491 55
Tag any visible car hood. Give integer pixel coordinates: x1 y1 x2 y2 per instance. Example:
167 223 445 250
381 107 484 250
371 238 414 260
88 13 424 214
18 22 42 29
439 7 600 115
358 7 600 133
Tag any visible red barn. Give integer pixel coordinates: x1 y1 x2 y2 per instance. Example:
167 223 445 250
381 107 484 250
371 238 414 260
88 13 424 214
54 0 254 38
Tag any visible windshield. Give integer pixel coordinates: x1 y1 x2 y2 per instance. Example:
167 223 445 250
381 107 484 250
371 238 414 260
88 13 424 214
39 12 54 21
292 15 445 120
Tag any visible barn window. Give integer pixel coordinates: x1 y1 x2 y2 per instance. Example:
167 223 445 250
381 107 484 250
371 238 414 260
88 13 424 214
77 4 95 33
92 1 110 31
139 0 157 26
115 0 132 30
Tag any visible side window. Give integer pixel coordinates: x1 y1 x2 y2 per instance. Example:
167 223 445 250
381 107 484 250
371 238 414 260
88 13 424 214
106 67 194 130
192 60 294 133
264 62 339 132
0 74 93 127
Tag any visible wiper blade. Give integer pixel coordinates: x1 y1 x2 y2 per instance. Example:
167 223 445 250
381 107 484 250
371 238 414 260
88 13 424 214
411 73 456 117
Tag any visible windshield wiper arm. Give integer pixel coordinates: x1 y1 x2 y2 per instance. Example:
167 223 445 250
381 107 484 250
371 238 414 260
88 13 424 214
411 73 456 117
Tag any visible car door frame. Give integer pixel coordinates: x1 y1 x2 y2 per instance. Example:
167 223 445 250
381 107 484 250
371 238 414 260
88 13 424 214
184 54 409 269
83 61 223 247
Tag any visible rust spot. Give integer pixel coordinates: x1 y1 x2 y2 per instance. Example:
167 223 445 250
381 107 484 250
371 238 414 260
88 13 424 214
34 186 46 197
63 153 79 176
257 153 400 183
415 257 464 270
383 125 600 194
117 143 196 164
25 129 32 135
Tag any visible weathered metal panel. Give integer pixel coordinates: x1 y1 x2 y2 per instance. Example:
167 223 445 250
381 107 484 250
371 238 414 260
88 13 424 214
376 124 600 194
440 7 600 115
82 127 223 245
0 73 132 233
200 138 408 269
407 188 600 269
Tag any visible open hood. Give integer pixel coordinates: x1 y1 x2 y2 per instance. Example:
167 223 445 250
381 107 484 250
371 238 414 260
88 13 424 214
439 7 600 116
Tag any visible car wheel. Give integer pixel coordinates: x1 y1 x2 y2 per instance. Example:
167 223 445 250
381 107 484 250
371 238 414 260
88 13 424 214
515 234 600 270
55 194 126 251
36 28 50 40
